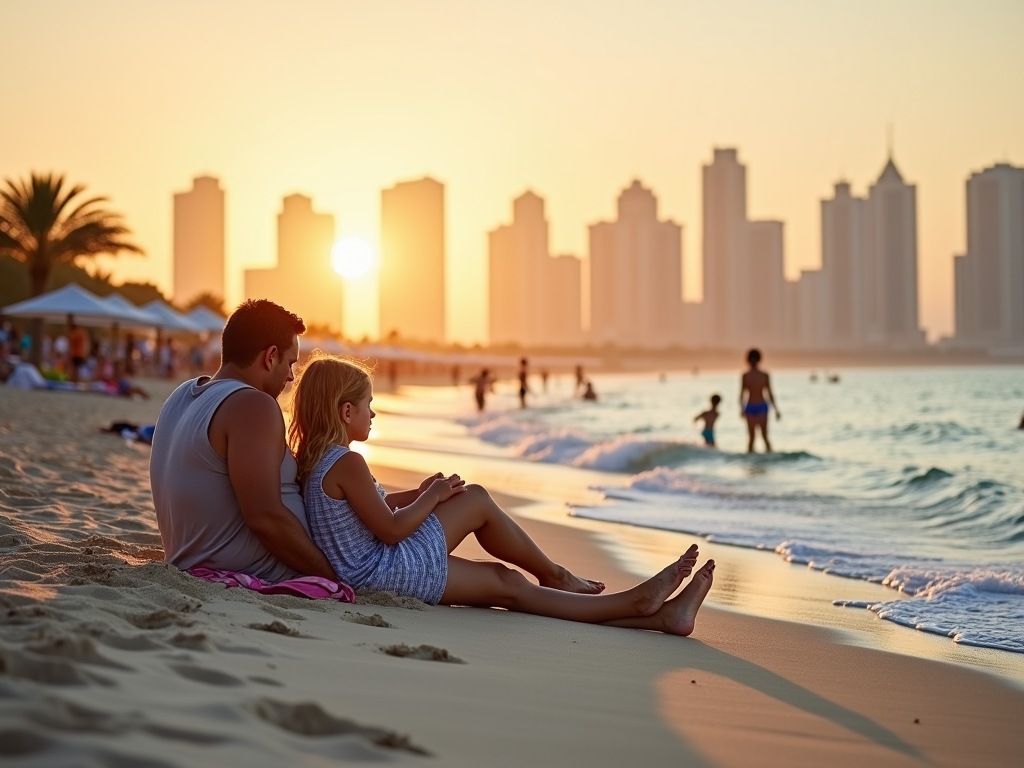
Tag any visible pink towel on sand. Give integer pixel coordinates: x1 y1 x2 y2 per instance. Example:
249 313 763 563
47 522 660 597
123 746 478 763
187 567 356 602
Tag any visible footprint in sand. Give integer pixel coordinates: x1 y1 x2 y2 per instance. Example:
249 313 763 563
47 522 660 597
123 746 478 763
0 728 53 757
168 663 245 687
343 612 393 628
24 635 132 670
0 646 113 687
248 675 284 687
168 632 209 650
380 644 465 663
247 621 303 637
247 697 430 756
125 608 196 630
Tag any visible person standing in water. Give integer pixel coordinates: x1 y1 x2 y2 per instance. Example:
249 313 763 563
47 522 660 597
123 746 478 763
518 357 530 409
740 348 780 453
471 368 495 412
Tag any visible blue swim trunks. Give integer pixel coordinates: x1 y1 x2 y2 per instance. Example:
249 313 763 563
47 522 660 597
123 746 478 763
701 428 715 445
743 402 770 417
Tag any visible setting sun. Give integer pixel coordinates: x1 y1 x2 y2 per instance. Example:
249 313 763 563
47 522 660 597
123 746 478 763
331 237 374 279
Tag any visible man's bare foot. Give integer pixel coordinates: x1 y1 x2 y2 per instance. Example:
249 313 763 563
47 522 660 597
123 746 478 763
633 547 700 617
540 565 605 594
655 560 715 636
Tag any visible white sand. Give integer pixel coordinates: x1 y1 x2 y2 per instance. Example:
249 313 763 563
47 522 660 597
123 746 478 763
1 382 1023 767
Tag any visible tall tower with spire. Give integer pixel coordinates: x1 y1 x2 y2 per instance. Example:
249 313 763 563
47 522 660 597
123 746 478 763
863 155 924 346
821 180 866 347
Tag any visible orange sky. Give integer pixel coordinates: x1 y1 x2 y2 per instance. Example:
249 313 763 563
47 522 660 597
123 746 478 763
4 0 1022 343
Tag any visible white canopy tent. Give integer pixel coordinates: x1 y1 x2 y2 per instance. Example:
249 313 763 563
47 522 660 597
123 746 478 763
101 293 163 328
1 284 142 326
184 306 227 334
140 300 204 333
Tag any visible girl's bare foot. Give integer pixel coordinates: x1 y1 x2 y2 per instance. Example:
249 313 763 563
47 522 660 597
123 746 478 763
540 566 606 594
633 546 701 617
655 560 715 636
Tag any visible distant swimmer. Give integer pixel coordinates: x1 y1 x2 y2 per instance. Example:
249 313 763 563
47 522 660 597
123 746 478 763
575 364 585 395
582 381 598 401
470 368 496 412
1019 408 1024 430
518 357 530 409
694 394 721 448
740 348 780 453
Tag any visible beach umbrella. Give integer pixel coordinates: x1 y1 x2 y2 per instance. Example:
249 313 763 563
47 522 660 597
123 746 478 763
0 283 141 326
140 299 204 333
101 293 163 328
184 305 227 334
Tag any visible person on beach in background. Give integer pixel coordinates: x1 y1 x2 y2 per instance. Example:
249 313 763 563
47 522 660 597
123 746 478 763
740 348 780 453
150 299 337 583
518 357 530 408
68 321 88 383
695 394 721 447
582 381 598 401
470 368 495 412
1019 408 1024 430
290 354 716 634
575 364 585 395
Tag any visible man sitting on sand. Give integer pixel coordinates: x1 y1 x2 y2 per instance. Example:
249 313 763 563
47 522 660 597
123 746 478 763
150 299 336 582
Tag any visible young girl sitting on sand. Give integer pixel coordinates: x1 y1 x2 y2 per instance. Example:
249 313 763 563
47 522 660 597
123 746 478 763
289 354 715 634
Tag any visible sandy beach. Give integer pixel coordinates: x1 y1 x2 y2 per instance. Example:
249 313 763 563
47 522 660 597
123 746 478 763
1 380 1023 767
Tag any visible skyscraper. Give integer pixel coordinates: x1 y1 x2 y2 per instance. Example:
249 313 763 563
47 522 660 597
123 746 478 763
797 269 826 349
821 181 866 348
702 148 748 348
488 192 581 348
589 180 682 349
379 177 445 343
173 176 224 306
955 163 1024 348
863 157 924 346
244 194 340 330
745 220 786 348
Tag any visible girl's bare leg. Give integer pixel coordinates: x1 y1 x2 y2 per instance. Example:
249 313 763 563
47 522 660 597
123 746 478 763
746 416 757 453
439 553 697 624
602 560 715 636
434 484 607 594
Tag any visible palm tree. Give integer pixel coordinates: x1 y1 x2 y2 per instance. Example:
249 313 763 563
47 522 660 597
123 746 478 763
0 173 143 364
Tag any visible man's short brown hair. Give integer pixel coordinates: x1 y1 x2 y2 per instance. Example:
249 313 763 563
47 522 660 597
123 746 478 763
221 299 305 367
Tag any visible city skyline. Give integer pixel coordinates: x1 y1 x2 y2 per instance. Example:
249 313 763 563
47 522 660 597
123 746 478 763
6 1 1022 343
165 145 1015 351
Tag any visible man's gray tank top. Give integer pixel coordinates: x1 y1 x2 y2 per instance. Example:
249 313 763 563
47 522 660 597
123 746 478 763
150 377 307 582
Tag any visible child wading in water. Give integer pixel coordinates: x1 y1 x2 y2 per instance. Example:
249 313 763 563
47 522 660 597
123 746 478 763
694 394 721 447
290 354 715 633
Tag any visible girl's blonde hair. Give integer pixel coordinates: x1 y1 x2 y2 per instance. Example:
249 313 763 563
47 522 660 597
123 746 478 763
289 352 374 487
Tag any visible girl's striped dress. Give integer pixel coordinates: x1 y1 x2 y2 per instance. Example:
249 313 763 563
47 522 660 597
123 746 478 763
304 445 448 604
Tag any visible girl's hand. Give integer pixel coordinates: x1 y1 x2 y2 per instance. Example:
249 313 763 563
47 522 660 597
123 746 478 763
429 474 466 503
418 473 444 494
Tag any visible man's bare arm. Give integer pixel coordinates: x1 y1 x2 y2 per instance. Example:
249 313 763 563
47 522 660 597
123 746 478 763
222 391 337 580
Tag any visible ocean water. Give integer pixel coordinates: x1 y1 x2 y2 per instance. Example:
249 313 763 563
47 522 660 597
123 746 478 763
458 366 1024 654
